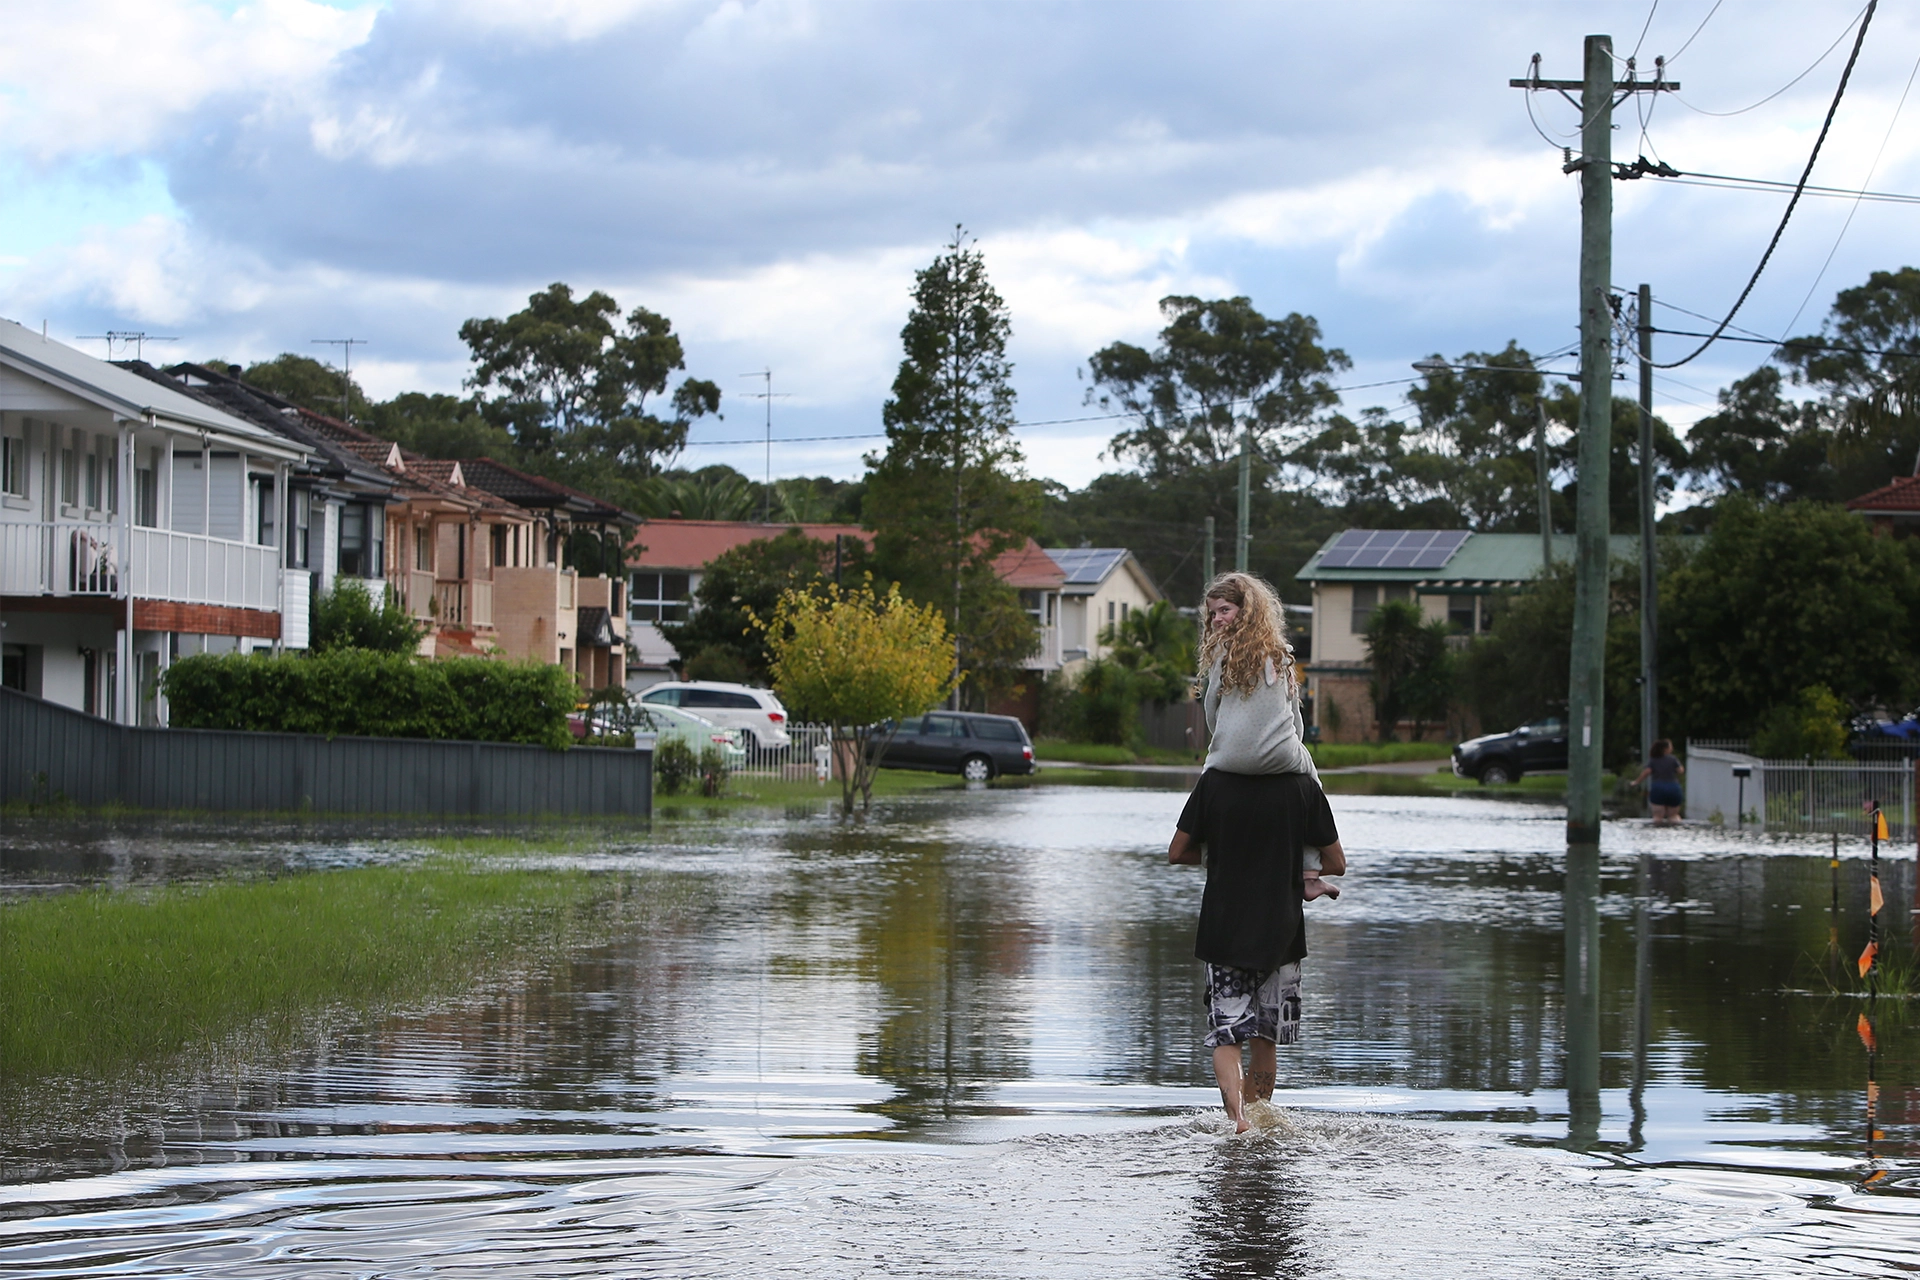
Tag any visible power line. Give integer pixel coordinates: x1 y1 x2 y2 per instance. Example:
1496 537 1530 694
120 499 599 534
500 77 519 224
1655 0 1879 369
1628 0 1660 63
1647 169 1920 205
1668 4 1868 115
1651 326 1920 361
1664 0 1724 64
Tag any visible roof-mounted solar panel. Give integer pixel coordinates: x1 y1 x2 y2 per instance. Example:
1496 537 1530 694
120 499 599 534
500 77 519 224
1319 529 1469 570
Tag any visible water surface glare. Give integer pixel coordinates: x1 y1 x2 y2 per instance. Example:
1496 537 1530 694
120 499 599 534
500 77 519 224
2 787 1917 1277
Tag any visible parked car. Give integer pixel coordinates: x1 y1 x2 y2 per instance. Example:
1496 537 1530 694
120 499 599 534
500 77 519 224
638 681 790 748
1452 715 1569 784
635 704 749 769
869 711 1036 781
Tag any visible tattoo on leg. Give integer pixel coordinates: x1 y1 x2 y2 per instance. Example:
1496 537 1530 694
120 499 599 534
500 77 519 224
1245 1067 1275 1099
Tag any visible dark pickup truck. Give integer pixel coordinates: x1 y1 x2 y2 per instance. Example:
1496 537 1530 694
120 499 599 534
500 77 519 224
1452 715 1569 784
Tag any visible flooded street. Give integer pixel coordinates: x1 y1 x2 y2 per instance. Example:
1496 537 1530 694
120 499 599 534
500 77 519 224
2 783 1917 1277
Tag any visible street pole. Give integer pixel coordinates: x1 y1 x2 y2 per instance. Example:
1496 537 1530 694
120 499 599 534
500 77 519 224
1637 283 1660 792
1234 429 1251 573
1536 399 1554 570
1203 515 1216 587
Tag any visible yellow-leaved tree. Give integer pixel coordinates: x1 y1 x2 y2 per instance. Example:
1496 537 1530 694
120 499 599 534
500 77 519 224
759 579 954 814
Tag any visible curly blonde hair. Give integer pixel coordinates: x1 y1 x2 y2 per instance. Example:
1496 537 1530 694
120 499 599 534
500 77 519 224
1194 572 1298 697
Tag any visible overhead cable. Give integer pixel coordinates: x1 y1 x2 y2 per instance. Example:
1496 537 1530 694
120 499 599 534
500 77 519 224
1655 0 1878 370
1669 4 1868 116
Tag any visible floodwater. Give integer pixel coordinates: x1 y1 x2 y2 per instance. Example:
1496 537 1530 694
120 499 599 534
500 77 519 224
2 784 1917 1277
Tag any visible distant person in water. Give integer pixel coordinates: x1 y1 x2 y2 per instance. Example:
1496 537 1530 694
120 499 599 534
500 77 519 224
1167 571 1346 1133
1634 738 1685 826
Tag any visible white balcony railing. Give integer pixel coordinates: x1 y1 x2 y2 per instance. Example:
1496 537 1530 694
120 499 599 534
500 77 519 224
406 569 436 620
432 579 495 629
1027 622 1062 670
0 521 283 613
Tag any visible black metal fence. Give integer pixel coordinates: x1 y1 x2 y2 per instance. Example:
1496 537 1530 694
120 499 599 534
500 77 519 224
0 686 651 818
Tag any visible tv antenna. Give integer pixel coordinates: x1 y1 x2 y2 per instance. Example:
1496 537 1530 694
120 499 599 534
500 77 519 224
77 330 177 362
312 338 367 423
738 369 791 522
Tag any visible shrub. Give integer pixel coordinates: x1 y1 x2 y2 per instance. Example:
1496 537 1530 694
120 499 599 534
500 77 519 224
654 737 697 793
161 651 573 748
310 579 427 654
1753 684 1850 759
697 743 730 796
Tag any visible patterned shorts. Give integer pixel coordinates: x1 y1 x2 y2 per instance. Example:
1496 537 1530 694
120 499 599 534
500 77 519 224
1203 962 1302 1048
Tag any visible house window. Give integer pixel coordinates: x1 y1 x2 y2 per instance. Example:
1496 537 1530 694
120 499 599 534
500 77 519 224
96 437 117 513
287 489 310 568
1019 589 1046 627
339 503 376 577
414 524 432 572
1 430 23 498
491 524 507 569
60 442 79 508
1351 583 1410 632
134 449 157 527
253 476 275 547
83 442 100 510
1106 600 1115 624
1447 595 1475 634
629 571 691 623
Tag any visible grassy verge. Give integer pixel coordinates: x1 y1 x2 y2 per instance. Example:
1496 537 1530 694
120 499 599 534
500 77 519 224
1309 741 1453 768
0 860 629 1087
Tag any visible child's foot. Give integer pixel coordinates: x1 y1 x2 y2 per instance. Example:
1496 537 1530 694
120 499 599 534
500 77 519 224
1302 876 1340 901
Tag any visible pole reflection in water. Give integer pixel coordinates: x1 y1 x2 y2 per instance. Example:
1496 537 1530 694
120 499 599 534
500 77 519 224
1628 849 1651 1152
1562 840 1601 1150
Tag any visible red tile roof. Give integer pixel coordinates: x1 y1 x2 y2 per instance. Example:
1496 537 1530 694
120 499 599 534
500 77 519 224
631 520 871 568
993 539 1069 589
1849 474 1920 513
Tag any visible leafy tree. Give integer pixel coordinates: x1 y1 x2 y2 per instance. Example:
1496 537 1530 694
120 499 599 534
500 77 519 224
1089 295 1349 478
363 392 516 462
1100 600 1195 703
1752 684 1851 759
636 466 759 520
864 229 1039 696
1780 265 1920 492
664 529 857 682
242 354 364 421
459 283 721 506
1363 599 1452 741
309 579 426 654
1661 498 1920 742
759 580 955 813
1683 366 1834 503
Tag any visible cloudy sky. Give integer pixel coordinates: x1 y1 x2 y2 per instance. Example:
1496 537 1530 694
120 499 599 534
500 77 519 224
4 0 1917 490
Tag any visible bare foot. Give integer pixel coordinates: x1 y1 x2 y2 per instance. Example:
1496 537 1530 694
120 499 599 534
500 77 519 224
1303 876 1340 901
1233 1113 1251 1134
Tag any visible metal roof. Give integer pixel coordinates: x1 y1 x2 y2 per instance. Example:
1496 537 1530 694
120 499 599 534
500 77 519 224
1298 530 1649 586
0 318 303 457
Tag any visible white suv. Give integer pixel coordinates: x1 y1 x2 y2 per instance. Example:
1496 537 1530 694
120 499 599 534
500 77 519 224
639 681 791 748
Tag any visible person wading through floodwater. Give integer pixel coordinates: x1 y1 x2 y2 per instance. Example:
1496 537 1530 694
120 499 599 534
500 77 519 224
1166 571 1345 1133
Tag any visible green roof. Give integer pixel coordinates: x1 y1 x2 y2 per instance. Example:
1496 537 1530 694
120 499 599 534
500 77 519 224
1297 530 1648 588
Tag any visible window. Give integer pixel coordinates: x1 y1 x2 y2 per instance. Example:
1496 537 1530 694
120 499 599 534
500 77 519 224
83 443 100 510
971 719 1025 742
491 525 508 569
60 442 78 508
1447 595 1475 634
339 503 372 577
629 571 691 623
414 524 432 572
287 489 310 568
641 687 681 707
1019 589 1047 627
922 715 967 737
682 688 761 710
134 449 157 527
1350 583 1409 633
96 437 117 513
1 430 23 498
1106 600 1115 624
253 476 275 547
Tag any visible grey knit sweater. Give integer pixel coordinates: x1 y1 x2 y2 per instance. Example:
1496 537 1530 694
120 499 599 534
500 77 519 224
1201 653 1320 783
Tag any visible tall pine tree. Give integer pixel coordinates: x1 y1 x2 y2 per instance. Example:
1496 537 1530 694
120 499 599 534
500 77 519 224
864 228 1039 701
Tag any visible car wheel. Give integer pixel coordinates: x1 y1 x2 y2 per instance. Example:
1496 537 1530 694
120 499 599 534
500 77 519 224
1478 760 1515 785
961 754 994 782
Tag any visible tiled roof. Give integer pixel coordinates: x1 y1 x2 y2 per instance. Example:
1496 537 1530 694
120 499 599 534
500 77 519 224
630 519 871 569
458 458 638 523
995 539 1069 589
1848 475 1920 513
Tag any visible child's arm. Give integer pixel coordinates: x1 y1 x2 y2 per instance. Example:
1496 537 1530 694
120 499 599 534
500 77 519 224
1314 840 1346 877
1168 829 1202 865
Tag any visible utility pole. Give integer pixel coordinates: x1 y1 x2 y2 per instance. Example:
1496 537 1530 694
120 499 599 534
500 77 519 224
312 339 366 423
1202 515 1216 650
1234 430 1251 573
1513 35 1677 1149
1637 283 1660 795
1536 400 1554 570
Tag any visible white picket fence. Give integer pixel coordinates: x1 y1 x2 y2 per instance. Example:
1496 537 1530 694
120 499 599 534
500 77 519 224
737 721 837 779
1686 743 1915 841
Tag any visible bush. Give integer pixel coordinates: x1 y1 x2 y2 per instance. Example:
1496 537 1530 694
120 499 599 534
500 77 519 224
654 737 697 793
697 743 730 796
1753 684 1850 759
161 651 574 748
310 579 427 654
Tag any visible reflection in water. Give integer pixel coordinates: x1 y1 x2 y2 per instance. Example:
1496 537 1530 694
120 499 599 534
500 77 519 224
0 791 1917 1277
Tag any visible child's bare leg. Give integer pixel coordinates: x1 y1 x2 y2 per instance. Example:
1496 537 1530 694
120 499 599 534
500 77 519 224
1212 1044 1250 1133
1245 1038 1277 1103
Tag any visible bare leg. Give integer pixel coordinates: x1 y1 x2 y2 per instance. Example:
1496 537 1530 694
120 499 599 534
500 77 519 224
1212 1044 1250 1133
1245 1038 1277 1103
1302 874 1340 901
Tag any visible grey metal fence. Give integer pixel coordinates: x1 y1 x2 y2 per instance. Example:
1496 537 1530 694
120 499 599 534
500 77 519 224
1 685 651 818
1685 742 1913 840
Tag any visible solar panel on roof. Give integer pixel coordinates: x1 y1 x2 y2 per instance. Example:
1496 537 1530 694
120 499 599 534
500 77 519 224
1319 529 1469 570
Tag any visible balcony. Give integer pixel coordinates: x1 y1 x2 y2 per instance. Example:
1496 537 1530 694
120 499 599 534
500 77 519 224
1026 622 1063 670
1 521 282 613
405 568 436 620
433 579 494 629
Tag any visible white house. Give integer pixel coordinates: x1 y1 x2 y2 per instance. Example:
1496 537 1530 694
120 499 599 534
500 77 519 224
1043 547 1164 675
0 321 311 725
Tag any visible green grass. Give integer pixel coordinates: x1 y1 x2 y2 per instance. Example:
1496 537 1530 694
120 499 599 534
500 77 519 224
0 860 637 1087
1032 741 1140 765
1308 742 1454 768
650 767 959 813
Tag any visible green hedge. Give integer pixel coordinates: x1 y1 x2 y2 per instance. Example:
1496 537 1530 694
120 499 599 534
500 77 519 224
161 651 575 749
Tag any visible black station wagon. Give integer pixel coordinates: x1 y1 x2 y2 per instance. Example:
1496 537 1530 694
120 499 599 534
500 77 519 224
869 711 1037 781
